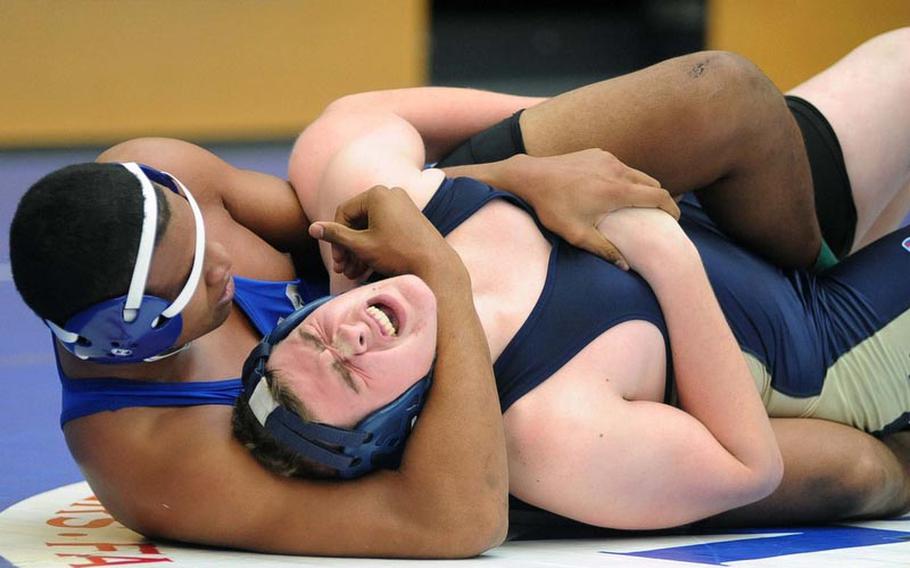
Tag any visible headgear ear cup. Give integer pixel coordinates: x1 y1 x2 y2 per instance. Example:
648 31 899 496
241 295 432 478
45 163 206 363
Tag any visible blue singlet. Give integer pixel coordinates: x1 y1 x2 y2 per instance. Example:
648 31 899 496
57 275 328 426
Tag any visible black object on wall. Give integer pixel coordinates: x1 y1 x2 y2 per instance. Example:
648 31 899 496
431 0 705 95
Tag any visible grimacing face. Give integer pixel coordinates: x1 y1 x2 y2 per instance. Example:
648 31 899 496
267 275 438 428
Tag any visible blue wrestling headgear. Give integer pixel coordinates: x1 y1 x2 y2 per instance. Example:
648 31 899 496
45 163 206 364
241 296 433 479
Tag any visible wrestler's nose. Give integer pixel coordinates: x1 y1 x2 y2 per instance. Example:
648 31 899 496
334 321 370 356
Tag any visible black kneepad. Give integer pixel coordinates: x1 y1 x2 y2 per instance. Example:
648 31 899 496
436 110 527 167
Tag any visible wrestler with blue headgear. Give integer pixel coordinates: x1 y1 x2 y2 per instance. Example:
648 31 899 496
13 148 507 556
45 162 207 363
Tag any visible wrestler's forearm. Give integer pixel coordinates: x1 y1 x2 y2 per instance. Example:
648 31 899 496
639 244 783 498
439 157 515 187
326 87 545 161
439 155 567 205
400 257 509 550
303 181 509 551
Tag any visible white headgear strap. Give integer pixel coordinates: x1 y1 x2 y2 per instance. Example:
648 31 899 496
120 162 206 323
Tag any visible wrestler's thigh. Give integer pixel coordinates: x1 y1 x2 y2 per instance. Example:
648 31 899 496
787 28 910 247
856 179 910 248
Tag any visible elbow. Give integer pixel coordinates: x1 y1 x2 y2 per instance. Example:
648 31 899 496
323 92 375 116
763 465 785 502
435 500 509 558
323 94 355 115
105 502 170 544
750 451 785 505
468 499 510 554
411 488 508 558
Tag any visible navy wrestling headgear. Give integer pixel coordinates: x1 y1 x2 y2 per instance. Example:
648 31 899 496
45 163 206 363
241 296 433 479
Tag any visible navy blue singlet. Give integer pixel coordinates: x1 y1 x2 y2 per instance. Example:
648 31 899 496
423 177 671 411
58 275 329 426
425 180 910 431
681 194 910 405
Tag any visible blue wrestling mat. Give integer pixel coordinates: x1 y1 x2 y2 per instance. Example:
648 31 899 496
2 147 909 567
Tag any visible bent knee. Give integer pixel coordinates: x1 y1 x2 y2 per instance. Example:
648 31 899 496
814 445 906 518
673 51 783 140
682 50 776 96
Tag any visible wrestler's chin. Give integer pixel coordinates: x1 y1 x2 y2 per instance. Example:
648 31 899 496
210 300 233 331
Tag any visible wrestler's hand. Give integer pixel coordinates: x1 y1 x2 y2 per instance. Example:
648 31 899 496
508 150 679 270
309 185 461 282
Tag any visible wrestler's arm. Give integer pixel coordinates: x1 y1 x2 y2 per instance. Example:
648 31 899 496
194 104 506 556
587 208 782 527
98 138 317 263
85 328 506 560
90 200 507 557
322 91 679 265
323 86 544 161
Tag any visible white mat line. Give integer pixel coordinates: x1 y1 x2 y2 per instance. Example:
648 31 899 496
0 263 10 283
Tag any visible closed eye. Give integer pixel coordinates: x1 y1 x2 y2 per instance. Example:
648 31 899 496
300 330 360 393
332 360 360 393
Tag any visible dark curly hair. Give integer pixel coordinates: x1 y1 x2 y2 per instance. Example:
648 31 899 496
10 162 171 325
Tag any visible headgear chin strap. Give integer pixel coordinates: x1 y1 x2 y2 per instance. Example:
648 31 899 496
45 163 206 363
241 296 433 479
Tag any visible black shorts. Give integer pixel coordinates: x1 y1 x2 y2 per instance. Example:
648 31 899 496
435 110 526 167
786 95 857 258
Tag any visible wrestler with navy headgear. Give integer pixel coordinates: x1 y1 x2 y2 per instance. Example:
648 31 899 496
240 284 434 479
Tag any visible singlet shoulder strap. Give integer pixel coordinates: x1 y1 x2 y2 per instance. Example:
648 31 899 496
422 177 531 236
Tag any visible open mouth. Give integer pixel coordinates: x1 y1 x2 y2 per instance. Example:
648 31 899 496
366 303 398 336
